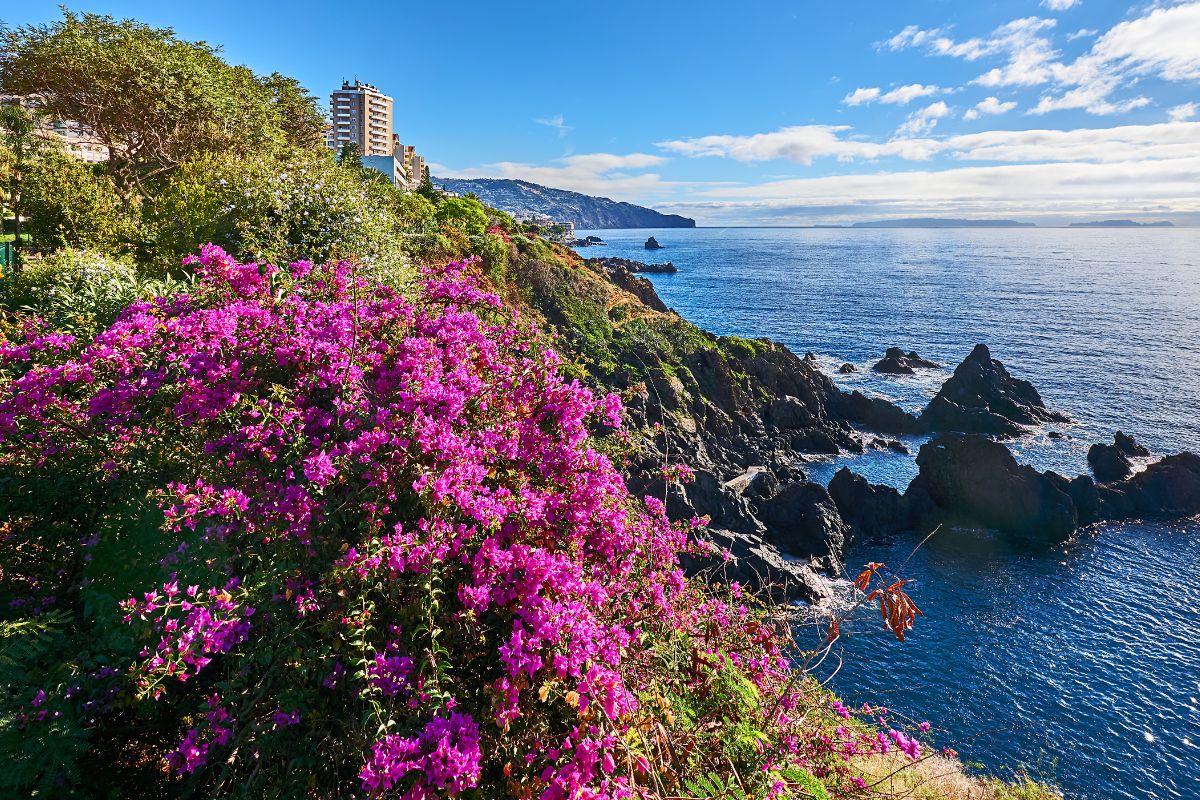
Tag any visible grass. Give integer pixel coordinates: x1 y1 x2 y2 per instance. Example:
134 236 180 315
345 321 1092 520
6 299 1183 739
852 753 1061 800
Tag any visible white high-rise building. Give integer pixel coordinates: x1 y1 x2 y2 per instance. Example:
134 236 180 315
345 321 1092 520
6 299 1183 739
325 80 394 157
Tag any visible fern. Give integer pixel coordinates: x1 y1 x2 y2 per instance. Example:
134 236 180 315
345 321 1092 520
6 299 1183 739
776 765 833 800
682 770 749 799
0 610 91 796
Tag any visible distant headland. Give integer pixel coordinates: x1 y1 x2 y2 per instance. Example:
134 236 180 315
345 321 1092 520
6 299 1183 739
853 218 1035 228
433 177 696 229
1068 219 1175 228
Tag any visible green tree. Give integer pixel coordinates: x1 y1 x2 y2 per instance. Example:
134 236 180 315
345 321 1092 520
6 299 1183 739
0 11 319 204
22 149 128 251
260 72 327 150
434 196 490 236
417 163 439 201
0 103 41 274
337 141 362 170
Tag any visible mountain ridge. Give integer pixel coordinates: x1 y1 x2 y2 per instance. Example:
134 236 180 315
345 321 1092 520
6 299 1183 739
433 177 696 229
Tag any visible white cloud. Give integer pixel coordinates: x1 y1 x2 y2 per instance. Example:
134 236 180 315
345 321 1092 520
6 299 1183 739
886 17 1058 67
896 101 952 136
943 122 1200 162
887 17 1063 88
963 96 1019 120
1170 102 1198 122
1033 2 1200 114
534 114 573 137
1090 3 1200 82
657 125 943 164
685 157 1200 221
659 121 1200 165
1057 3 1200 114
881 83 942 104
842 87 881 106
437 152 670 199
889 5 1200 116
843 84 941 106
1041 0 1080 11
1066 28 1097 41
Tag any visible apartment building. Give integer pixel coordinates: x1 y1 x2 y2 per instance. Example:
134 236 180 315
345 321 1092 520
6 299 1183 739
3 95 109 163
325 80 394 157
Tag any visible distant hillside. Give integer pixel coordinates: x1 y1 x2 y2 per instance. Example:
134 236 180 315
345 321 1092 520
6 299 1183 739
853 218 1036 228
1068 219 1175 228
433 177 696 229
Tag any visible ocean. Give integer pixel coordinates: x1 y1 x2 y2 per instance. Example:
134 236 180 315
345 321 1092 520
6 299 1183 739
574 226 1200 800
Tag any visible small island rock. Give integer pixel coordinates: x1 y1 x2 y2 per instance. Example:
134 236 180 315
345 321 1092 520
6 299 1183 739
873 347 941 374
919 344 1069 437
644 236 664 250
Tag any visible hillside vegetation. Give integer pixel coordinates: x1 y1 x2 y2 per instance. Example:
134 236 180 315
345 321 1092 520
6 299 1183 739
1 10 1059 800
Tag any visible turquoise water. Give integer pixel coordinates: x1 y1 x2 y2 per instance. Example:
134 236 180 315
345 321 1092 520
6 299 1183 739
576 227 1200 800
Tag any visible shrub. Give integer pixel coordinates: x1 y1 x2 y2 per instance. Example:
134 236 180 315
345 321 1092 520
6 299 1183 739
434 196 490 236
20 149 130 252
0 247 924 799
0 248 183 336
140 151 422 284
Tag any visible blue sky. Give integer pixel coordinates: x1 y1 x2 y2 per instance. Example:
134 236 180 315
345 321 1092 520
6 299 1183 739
6 1 1200 224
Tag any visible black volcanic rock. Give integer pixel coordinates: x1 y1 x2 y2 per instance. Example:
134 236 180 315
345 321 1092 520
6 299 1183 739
755 481 849 571
1114 431 1151 458
838 363 857 374
644 236 663 250
830 390 924 435
680 527 831 603
1098 452 1200 520
905 434 1078 542
920 344 1069 437
433 177 696 229
873 347 940 374
1045 472 1102 527
1088 442 1134 483
829 468 909 537
587 257 677 274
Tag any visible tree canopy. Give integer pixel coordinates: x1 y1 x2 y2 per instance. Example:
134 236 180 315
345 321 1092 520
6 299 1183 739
0 11 326 202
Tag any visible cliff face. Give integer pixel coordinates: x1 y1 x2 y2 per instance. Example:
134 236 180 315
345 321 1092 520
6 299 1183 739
497 244 917 601
434 177 696 229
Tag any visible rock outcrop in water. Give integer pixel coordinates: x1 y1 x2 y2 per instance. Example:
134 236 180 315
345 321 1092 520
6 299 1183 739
1088 441 1134 483
1114 431 1151 458
1097 452 1200 519
590 257 677 274
872 347 941 375
644 236 664 250
919 344 1070 437
828 468 909 538
905 434 1080 542
829 432 1200 544
1088 432 1152 483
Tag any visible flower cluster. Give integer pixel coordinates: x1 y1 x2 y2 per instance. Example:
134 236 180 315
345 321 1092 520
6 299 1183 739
0 246 911 798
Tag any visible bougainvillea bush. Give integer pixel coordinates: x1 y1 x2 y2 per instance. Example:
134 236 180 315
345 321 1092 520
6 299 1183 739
0 247 916 798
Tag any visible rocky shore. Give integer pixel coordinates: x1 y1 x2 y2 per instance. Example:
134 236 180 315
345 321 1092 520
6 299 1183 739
509 250 1200 604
